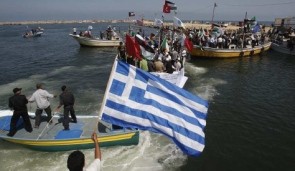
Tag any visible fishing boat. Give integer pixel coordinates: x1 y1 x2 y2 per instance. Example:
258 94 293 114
190 42 271 58
271 40 295 56
69 34 122 47
0 111 139 152
69 25 122 47
270 17 295 56
190 8 272 58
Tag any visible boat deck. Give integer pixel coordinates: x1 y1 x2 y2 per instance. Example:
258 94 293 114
0 114 117 140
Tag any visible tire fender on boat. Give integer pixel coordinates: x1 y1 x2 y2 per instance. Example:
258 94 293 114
239 51 244 57
250 50 254 56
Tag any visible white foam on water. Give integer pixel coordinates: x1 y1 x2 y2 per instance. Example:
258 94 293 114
96 131 187 171
185 62 227 101
0 64 102 97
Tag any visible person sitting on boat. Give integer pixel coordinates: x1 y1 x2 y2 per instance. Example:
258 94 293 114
154 56 165 72
67 132 101 171
84 30 92 38
139 58 149 72
7 88 33 137
106 26 113 40
56 85 77 130
72 28 77 35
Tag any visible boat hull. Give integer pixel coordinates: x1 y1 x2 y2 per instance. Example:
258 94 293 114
0 113 139 152
271 43 295 56
70 34 121 47
1 131 139 152
190 42 271 58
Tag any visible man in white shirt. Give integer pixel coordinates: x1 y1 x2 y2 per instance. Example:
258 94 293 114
67 133 101 171
29 83 56 128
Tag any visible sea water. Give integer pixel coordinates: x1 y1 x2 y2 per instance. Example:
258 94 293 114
0 23 294 171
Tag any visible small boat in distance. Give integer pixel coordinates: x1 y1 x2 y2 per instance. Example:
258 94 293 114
0 111 139 152
70 25 122 47
23 27 44 38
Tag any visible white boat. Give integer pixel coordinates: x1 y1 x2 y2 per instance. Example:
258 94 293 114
23 31 43 38
69 34 122 47
70 25 122 47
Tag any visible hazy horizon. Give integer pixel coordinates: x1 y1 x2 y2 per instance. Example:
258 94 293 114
1 0 294 22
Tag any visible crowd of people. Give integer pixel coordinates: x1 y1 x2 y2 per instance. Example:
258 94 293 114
185 25 269 49
117 29 188 74
73 25 120 40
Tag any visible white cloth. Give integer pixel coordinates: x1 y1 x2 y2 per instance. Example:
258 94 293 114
85 159 101 171
174 61 182 71
29 89 54 109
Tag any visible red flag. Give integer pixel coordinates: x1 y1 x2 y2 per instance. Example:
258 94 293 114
163 4 171 13
125 34 141 60
184 37 193 53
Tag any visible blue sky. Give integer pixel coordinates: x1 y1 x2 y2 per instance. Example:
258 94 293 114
0 0 294 22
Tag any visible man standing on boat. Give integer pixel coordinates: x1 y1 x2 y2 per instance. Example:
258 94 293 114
56 85 77 130
7 88 33 137
29 83 56 128
67 132 101 171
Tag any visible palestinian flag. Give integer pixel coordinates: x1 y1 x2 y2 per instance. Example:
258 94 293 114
135 34 155 53
165 0 177 10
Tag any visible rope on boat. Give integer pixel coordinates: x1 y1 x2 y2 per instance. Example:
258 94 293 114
35 112 56 141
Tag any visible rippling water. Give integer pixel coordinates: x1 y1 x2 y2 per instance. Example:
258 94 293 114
0 23 294 171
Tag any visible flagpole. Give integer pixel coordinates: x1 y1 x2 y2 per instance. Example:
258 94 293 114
211 3 217 29
95 58 119 132
242 11 248 49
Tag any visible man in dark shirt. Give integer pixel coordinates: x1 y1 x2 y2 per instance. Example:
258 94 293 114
8 88 33 137
56 85 77 130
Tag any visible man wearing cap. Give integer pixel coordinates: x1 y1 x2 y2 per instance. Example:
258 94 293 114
7 88 33 137
56 85 77 130
29 83 57 128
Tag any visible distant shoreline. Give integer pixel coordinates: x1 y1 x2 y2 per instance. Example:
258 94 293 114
0 19 132 26
0 19 271 32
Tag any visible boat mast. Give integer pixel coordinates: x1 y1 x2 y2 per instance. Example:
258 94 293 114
211 3 217 29
242 11 248 49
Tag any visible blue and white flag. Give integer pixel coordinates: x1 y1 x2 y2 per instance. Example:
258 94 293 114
154 18 164 27
100 60 208 156
173 16 185 28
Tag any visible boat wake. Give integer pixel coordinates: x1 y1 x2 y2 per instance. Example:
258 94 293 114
99 131 187 171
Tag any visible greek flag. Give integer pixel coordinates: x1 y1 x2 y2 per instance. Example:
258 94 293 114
100 60 208 156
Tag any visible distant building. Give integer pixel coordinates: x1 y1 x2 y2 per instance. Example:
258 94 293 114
274 17 295 28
